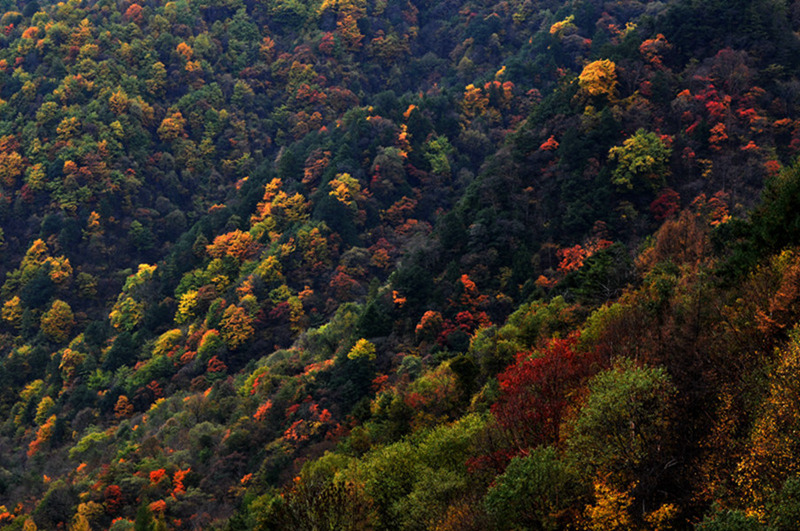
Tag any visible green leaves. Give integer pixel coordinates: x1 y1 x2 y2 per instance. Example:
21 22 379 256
608 129 672 191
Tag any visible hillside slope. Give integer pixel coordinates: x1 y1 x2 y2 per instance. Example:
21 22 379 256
1 0 800 529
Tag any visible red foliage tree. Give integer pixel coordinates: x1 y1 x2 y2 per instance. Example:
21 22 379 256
491 334 601 451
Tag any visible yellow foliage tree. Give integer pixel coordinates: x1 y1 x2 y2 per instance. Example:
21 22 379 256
41 299 75 343
109 296 144 332
153 329 183 356
108 89 129 115
584 478 634 531
328 173 362 207
157 110 186 141
176 290 199 324
461 84 489 120
348 338 376 361
221 304 254 350
2 296 23 329
735 325 800 516
578 59 618 99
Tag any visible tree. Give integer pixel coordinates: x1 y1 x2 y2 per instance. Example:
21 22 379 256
578 60 618 99
40 300 74 343
566 359 676 502
220 305 254 350
492 334 599 450
485 446 586 530
348 338 376 361
608 129 672 191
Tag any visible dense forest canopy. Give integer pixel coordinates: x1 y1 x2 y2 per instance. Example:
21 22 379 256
2 0 800 528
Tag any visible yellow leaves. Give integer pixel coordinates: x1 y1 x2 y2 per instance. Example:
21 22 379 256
578 59 618 99
584 479 634 531
40 299 74 343
2 296 23 329
328 172 361 207
157 110 186 142
220 304 254 350
24 163 46 191
461 84 489 120
254 255 284 284
108 89 129 114
59 347 85 381
147 61 167 97
109 296 144 332
348 338 376 361
282 192 310 223
34 396 55 425
549 14 576 37
153 329 183 357
735 325 800 514
0 135 25 188
176 290 199 324
57 116 81 141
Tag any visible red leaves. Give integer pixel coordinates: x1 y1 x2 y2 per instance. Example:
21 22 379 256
104 484 124 515
650 189 681 221
491 334 600 450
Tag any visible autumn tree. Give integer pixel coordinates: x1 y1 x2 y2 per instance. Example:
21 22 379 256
221 304 254 350
578 59 618 100
40 300 74 343
608 129 672 190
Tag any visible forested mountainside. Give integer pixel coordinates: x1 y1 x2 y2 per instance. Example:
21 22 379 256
2 0 800 528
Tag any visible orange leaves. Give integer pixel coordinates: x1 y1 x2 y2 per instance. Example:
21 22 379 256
206 230 261 261
27 415 56 457
639 34 671 68
124 3 144 23
302 150 331 188
176 41 193 60
260 36 276 61
708 122 728 150
114 395 133 419
557 238 612 274
207 355 228 373
766 160 781 176
254 400 273 421
149 468 168 486
172 468 190 495
157 110 186 142
415 310 444 342
148 500 167 514
20 26 37 39
539 135 559 151
691 190 730 226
